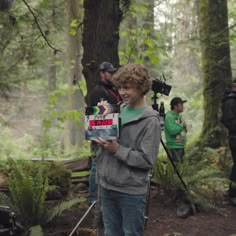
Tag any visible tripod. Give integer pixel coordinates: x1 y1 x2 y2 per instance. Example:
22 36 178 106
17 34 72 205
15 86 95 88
151 92 188 191
143 93 193 226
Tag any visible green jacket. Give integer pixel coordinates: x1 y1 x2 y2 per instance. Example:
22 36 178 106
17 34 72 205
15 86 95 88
164 111 187 149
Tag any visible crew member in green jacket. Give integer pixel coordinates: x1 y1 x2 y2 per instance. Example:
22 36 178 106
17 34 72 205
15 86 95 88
164 97 188 163
164 96 193 218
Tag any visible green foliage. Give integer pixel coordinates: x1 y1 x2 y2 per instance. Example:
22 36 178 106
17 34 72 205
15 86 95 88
42 86 83 129
29 225 44 236
8 160 49 226
154 148 228 209
0 126 91 160
120 0 132 17
7 161 72 197
46 197 84 223
3 159 85 234
119 0 166 66
0 128 35 159
71 171 89 177
69 18 80 36
32 128 60 160
46 162 72 196
154 156 178 195
0 192 14 209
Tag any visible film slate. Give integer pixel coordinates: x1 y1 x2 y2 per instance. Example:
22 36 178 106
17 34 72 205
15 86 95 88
84 104 120 140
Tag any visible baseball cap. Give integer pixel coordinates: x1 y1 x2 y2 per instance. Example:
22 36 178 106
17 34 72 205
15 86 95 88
170 97 187 106
98 61 117 73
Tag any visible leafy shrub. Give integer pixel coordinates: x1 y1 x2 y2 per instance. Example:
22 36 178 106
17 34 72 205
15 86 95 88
8 159 49 226
6 160 72 198
1 159 85 236
153 148 228 210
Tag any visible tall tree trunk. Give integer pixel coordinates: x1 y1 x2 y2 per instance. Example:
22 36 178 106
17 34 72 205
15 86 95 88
48 50 57 92
48 1 57 92
82 0 123 105
199 0 232 147
63 0 84 148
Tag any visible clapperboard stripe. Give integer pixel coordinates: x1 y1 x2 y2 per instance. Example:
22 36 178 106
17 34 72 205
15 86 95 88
85 104 119 115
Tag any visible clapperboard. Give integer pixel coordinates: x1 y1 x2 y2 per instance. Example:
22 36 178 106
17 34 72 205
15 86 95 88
85 104 120 140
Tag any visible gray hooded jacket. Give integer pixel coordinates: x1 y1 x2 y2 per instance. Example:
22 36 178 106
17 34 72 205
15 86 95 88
96 106 161 195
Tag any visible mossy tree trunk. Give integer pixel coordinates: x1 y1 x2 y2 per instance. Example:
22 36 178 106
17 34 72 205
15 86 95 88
199 0 232 147
82 0 123 105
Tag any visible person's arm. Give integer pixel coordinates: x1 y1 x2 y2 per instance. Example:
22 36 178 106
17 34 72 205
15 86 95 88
114 118 161 170
223 99 236 131
164 115 184 136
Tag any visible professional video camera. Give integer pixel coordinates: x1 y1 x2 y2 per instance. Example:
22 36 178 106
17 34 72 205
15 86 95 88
151 75 172 128
152 75 172 96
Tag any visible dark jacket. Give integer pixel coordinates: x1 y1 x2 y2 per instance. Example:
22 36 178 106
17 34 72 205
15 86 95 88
221 90 236 135
89 80 121 106
97 106 161 195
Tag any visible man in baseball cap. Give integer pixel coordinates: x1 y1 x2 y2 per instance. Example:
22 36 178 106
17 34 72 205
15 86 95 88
170 97 187 109
98 61 117 73
88 62 121 215
165 96 192 218
88 61 121 226
165 96 187 161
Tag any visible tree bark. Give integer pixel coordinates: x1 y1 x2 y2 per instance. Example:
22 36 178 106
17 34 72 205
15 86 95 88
199 0 232 147
82 0 123 105
48 50 57 92
63 0 84 148
48 1 58 92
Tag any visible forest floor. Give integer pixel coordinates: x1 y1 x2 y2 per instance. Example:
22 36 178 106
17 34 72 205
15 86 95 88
45 186 236 236
145 188 236 236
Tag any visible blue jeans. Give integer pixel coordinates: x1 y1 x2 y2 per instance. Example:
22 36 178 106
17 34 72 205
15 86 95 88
101 187 146 236
169 148 185 163
88 157 97 203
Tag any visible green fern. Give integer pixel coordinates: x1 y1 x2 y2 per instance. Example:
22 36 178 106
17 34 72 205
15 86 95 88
46 197 86 223
8 160 48 226
5 159 84 235
154 154 228 210
0 192 14 209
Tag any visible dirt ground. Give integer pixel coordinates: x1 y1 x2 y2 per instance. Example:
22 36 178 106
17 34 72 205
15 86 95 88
145 188 236 236
45 186 236 236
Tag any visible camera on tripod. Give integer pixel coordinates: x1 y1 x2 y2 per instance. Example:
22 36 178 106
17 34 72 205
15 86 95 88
152 75 172 96
151 75 172 127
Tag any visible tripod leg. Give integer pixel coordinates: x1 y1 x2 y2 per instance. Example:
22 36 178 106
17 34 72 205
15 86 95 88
94 183 103 236
68 201 96 236
161 139 197 214
161 139 188 190
144 174 152 227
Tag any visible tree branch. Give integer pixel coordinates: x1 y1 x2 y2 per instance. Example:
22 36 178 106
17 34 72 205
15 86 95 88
212 22 236 39
21 0 61 53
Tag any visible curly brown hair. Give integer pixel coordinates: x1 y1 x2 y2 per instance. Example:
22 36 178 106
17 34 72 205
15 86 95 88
111 64 151 95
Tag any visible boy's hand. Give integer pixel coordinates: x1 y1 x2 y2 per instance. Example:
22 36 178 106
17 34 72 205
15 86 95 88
94 137 119 154
97 100 109 106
